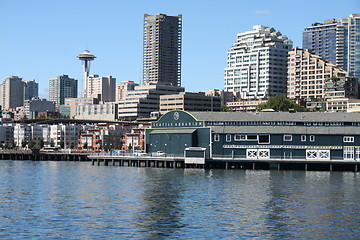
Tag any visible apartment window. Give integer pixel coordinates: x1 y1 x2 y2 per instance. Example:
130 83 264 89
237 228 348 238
258 135 270 144
247 135 258 141
301 135 306 142
234 134 246 141
283 135 292 141
226 134 231 142
214 134 220 142
310 135 315 142
343 136 355 143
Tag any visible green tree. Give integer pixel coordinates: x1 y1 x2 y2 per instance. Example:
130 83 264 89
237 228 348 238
50 139 55 147
59 140 64 149
0 142 3 149
257 95 308 112
28 141 36 149
70 142 75 149
21 140 27 149
221 105 234 112
39 138 44 149
83 142 88 149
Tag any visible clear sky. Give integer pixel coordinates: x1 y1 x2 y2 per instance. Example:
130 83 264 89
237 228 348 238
0 0 358 98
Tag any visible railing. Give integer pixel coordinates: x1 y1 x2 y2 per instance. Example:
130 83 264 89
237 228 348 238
88 152 184 159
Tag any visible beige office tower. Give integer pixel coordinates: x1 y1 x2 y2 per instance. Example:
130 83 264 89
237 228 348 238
143 14 182 86
87 75 116 102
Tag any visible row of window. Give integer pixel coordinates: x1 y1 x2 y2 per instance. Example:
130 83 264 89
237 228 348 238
214 134 356 143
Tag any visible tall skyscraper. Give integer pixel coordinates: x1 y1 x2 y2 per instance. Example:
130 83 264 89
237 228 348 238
303 14 360 80
49 75 78 106
224 25 293 100
143 13 182 86
87 75 116 102
0 76 25 109
23 80 39 101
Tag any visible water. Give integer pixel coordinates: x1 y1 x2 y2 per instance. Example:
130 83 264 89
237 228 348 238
0 160 359 239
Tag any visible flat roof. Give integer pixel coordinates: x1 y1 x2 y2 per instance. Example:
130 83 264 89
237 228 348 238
189 111 360 123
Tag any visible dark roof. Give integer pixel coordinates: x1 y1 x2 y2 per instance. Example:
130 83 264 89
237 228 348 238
211 126 360 135
189 111 360 123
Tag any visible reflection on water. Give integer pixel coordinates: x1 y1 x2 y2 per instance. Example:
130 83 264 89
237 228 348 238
0 161 359 239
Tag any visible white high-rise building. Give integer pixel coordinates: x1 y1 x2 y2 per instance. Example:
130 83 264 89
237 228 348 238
87 75 116 102
224 25 292 100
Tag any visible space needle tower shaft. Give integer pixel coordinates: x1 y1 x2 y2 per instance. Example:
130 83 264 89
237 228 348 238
77 50 96 98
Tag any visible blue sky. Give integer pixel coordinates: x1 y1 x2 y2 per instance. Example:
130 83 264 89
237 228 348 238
0 0 358 98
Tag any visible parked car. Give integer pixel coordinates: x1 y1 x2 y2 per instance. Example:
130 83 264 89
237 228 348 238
152 151 166 157
133 150 147 156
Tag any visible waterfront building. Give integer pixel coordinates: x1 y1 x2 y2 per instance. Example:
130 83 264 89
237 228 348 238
143 14 182 86
122 122 150 152
287 48 348 101
0 76 25 109
75 102 118 121
117 84 184 120
49 75 78 106
0 124 14 147
303 14 360 80
23 80 39 102
87 75 116 102
14 124 31 148
49 124 81 149
14 124 50 148
159 92 221 114
224 25 292 100
78 123 132 151
116 81 139 101
146 110 360 161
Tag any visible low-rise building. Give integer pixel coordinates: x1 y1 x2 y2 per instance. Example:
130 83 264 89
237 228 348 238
226 99 268 112
118 84 184 120
146 110 360 161
75 102 118 121
159 92 221 114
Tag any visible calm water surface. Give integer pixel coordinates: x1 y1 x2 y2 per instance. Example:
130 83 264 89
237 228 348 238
0 160 359 239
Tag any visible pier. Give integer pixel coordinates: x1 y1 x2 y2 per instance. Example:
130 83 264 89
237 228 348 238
89 153 360 172
0 150 90 161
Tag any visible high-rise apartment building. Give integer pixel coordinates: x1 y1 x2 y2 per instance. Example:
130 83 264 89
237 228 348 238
224 25 292 100
49 75 78 106
23 80 39 101
287 48 347 101
0 76 25 109
87 75 116 102
143 13 182 86
303 14 360 80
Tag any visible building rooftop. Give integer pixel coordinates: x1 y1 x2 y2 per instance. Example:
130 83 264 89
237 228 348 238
189 111 360 123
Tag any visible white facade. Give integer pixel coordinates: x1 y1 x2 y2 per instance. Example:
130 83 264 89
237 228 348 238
49 124 81 148
224 25 292 100
87 75 116 102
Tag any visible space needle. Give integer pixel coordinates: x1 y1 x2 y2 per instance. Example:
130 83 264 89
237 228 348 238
77 50 96 98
